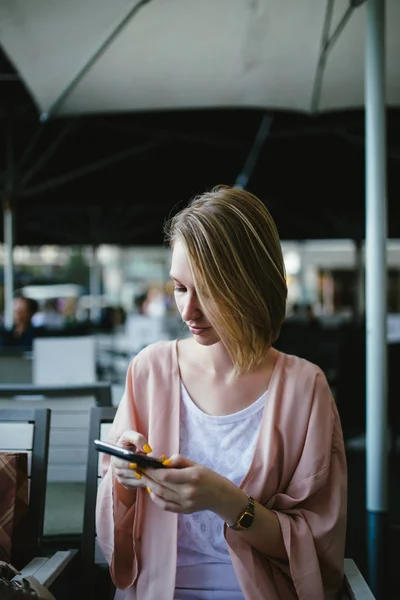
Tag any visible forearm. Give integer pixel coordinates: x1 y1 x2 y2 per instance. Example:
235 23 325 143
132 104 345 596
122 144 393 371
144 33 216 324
215 478 287 561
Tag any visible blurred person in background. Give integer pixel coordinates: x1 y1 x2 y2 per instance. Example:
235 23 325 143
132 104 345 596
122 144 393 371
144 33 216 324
60 296 78 328
0 296 40 350
144 285 167 318
32 298 65 330
125 292 166 354
112 306 127 331
96 186 347 600
305 302 321 329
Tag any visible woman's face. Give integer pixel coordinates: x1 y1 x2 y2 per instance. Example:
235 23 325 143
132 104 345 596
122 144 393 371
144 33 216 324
170 241 220 346
13 297 32 329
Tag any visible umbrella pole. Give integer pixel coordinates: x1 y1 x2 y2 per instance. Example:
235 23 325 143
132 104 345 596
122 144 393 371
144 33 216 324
3 199 14 330
365 0 388 596
234 113 273 189
354 240 365 323
89 246 102 326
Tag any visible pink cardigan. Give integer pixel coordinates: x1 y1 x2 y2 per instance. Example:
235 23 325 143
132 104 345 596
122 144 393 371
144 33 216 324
96 340 347 600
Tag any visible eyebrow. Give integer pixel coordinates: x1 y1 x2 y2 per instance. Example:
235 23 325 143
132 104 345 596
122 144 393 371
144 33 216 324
169 273 180 282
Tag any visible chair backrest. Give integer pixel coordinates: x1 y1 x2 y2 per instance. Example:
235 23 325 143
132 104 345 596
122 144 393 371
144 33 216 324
343 559 376 599
0 350 33 384
33 336 96 385
81 406 116 578
0 384 112 482
0 407 51 560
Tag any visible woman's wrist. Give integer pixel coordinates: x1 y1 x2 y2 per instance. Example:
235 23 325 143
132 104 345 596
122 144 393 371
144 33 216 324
212 476 249 526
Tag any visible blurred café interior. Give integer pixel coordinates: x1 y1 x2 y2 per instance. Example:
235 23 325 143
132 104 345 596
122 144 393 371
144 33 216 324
1 1 400 598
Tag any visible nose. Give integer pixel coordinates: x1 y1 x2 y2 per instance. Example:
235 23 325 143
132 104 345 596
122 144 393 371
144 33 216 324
181 292 202 322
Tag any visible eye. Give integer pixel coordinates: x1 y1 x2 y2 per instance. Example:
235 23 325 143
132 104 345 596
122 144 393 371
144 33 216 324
174 286 186 293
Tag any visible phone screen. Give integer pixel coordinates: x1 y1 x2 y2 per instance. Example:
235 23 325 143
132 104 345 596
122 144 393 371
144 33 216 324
94 439 165 469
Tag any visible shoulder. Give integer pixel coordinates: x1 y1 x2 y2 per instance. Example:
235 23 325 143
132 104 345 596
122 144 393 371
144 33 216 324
276 351 333 413
129 340 178 380
279 351 328 386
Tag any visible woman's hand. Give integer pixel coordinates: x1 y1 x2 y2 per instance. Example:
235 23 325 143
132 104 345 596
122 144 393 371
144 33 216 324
111 430 154 490
142 455 288 560
140 454 240 515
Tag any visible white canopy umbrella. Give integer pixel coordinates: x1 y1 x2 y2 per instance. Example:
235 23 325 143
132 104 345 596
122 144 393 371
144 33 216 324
0 0 398 116
0 3 393 584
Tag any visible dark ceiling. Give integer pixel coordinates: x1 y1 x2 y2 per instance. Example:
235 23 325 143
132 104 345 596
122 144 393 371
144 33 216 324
1 45 399 246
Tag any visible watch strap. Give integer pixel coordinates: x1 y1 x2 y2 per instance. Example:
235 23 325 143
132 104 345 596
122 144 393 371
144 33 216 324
227 495 255 531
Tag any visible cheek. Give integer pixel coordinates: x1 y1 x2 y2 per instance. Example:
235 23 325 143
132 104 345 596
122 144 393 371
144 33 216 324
174 293 184 315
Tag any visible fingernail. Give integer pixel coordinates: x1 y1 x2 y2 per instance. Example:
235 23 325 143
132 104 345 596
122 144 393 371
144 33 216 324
143 444 152 454
160 454 166 461
146 487 152 494
162 458 172 466
134 471 142 480
129 463 138 470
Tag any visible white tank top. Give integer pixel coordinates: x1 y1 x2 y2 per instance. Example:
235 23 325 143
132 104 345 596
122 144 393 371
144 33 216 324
177 382 266 569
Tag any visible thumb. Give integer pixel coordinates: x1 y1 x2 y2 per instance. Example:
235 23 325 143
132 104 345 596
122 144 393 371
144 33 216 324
163 453 195 468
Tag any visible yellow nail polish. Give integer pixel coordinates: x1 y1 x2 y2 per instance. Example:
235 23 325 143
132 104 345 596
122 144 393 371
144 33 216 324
146 487 152 494
134 471 142 480
129 463 138 470
143 443 152 454
160 454 166 461
162 458 172 466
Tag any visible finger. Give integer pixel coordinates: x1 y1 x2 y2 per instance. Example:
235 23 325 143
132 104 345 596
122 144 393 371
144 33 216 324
117 430 152 454
162 454 195 469
114 468 146 487
148 462 198 485
112 457 139 470
160 468 198 485
116 474 146 489
113 460 146 481
147 490 185 514
114 466 143 480
141 473 180 503
114 465 147 488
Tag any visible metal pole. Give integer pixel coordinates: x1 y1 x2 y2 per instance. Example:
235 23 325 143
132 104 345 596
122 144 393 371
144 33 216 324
3 200 14 330
355 240 365 321
365 0 388 595
234 113 273 189
89 246 102 325
366 0 387 514
40 0 152 121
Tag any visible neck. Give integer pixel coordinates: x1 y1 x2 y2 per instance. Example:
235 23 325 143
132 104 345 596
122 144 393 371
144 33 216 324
198 341 235 380
201 342 277 379
15 324 28 335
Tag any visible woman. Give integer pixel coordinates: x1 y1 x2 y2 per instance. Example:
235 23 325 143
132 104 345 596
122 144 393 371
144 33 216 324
96 186 347 600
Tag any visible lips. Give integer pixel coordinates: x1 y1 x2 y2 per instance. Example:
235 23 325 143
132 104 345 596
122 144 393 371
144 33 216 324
188 325 210 334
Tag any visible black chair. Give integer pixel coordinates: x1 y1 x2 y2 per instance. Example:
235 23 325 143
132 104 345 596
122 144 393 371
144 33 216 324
0 383 112 485
0 383 112 407
0 407 50 562
81 406 117 598
0 407 83 596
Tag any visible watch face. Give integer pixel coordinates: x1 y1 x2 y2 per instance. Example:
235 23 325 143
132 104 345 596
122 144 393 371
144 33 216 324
240 511 254 529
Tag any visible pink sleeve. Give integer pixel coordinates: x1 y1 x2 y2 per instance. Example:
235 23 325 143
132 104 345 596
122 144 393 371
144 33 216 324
95 360 140 590
268 374 347 599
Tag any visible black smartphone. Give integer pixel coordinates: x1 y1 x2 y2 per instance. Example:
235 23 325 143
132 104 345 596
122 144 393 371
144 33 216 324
93 439 166 469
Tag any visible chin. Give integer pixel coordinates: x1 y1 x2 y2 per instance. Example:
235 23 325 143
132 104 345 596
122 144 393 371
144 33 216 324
192 331 220 346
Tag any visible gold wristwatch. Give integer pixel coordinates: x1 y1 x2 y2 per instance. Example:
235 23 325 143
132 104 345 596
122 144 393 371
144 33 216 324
228 495 255 531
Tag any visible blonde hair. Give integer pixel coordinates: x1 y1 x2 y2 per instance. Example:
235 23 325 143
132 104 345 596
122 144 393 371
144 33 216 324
164 185 287 376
